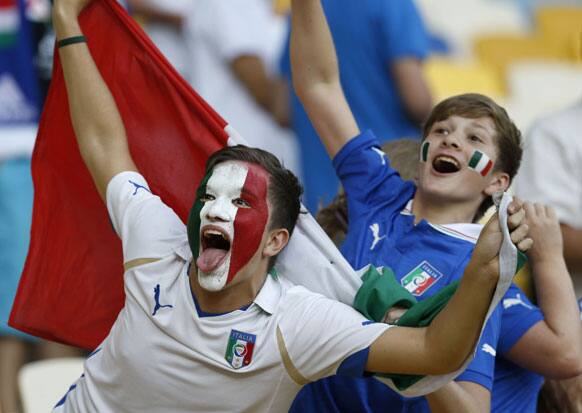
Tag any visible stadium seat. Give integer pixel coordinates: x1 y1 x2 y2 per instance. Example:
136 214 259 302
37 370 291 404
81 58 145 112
415 0 527 57
18 357 84 413
423 57 504 101
535 6 582 61
473 34 570 86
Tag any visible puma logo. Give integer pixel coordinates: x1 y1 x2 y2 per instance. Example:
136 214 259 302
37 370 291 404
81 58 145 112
481 343 496 357
152 284 173 316
371 147 387 165
503 294 533 310
369 223 386 250
129 180 151 196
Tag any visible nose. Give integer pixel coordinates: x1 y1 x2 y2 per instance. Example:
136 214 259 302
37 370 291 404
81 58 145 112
205 198 231 222
442 131 461 149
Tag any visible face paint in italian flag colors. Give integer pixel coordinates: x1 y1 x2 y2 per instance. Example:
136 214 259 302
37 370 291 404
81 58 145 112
420 141 430 162
187 161 269 292
468 150 494 177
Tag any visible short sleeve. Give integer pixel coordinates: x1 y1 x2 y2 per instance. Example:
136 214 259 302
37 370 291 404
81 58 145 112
201 0 271 62
277 288 390 382
514 121 582 228
106 171 187 263
333 130 414 220
456 306 502 390
498 284 544 354
374 0 430 63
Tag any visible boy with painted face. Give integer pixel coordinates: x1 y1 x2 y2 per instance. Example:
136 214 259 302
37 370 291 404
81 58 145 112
51 0 535 411
188 161 271 292
289 0 582 412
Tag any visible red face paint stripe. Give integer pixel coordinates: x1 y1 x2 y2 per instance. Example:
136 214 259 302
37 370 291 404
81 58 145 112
481 160 494 176
226 164 270 285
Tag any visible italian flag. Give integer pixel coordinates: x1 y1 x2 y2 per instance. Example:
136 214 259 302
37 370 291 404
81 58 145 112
0 0 18 48
468 150 493 176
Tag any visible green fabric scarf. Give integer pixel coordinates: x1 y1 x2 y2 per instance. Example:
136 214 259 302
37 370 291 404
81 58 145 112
353 251 527 390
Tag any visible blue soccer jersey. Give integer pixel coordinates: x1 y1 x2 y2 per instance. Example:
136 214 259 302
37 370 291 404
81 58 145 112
291 130 502 412
491 284 544 413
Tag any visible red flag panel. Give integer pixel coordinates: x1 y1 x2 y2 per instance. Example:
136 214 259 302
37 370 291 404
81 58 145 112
9 0 229 349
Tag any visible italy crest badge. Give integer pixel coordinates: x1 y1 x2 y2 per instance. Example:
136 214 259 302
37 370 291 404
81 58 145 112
225 329 256 369
401 261 443 297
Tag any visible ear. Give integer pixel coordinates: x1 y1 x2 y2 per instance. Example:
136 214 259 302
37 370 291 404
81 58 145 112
262 228 290 258
483 170 510 197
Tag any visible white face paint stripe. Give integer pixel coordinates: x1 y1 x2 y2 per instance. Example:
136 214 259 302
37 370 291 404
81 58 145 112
198 163 249 291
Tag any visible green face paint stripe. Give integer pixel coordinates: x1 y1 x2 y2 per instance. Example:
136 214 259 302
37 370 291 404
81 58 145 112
187 170 214 259
420 141 430 162
468 151 483 169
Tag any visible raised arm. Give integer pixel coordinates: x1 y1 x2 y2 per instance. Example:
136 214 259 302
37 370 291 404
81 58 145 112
53 0 138 200
505 203 582 378
367 202 531 376
290 0 358 158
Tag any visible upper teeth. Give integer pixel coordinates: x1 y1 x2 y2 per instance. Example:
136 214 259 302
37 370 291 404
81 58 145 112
436 156 459 167
204 229 227 239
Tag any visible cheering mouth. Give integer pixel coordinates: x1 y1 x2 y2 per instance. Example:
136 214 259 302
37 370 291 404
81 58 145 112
196 226 231 273
432 155 461 174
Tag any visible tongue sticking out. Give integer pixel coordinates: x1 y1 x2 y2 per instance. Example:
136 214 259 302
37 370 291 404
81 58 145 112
196 248 228 273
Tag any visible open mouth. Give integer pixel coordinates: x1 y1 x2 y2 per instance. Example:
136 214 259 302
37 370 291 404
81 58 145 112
432 155 461 174
196 227 231 273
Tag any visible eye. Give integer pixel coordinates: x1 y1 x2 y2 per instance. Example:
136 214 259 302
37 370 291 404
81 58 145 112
200 193 215 203
233 198 251 208
434 127 448 135
469 135 482 143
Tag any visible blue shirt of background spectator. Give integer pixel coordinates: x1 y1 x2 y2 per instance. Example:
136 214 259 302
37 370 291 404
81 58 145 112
280 0 430 212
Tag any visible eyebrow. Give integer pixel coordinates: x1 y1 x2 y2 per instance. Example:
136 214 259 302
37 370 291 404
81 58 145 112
470 122 493 133
240 187 260 199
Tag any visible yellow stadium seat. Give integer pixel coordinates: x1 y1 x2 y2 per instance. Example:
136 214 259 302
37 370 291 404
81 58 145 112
274 0 290 15
423 57 505 101
536 6 582 62
473 34 570 87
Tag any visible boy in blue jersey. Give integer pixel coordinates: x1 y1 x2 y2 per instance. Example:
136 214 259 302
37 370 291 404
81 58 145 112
289 0 582 412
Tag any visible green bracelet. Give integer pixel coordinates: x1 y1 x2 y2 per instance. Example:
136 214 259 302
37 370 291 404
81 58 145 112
57 35 87 49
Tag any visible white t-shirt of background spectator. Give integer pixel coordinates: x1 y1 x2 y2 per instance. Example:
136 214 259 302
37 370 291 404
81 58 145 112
138 0 191 78
53 171 389 412
515 101 582 295
184 0 301 177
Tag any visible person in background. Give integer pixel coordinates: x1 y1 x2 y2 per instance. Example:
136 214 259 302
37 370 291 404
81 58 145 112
280 0 432 212
515 100 582 295
0 1 83 412
515 100 582 413
125 0 191 79
184 0 301 178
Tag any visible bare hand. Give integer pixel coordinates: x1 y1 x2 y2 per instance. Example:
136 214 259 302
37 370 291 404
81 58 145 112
524 202 564 264
471 199 532 279
382 306 407 324
538 375 582 413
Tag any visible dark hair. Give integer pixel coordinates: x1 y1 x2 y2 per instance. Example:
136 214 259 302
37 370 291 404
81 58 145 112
206 145 303 268
423 93 523 221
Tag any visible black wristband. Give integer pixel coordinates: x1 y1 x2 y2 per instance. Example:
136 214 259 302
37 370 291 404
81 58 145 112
57 35 87 49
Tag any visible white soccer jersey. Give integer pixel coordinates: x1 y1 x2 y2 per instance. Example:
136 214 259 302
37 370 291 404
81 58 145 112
54 171 389 413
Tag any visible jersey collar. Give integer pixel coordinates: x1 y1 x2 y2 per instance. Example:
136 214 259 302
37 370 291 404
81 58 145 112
252 269 283 315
